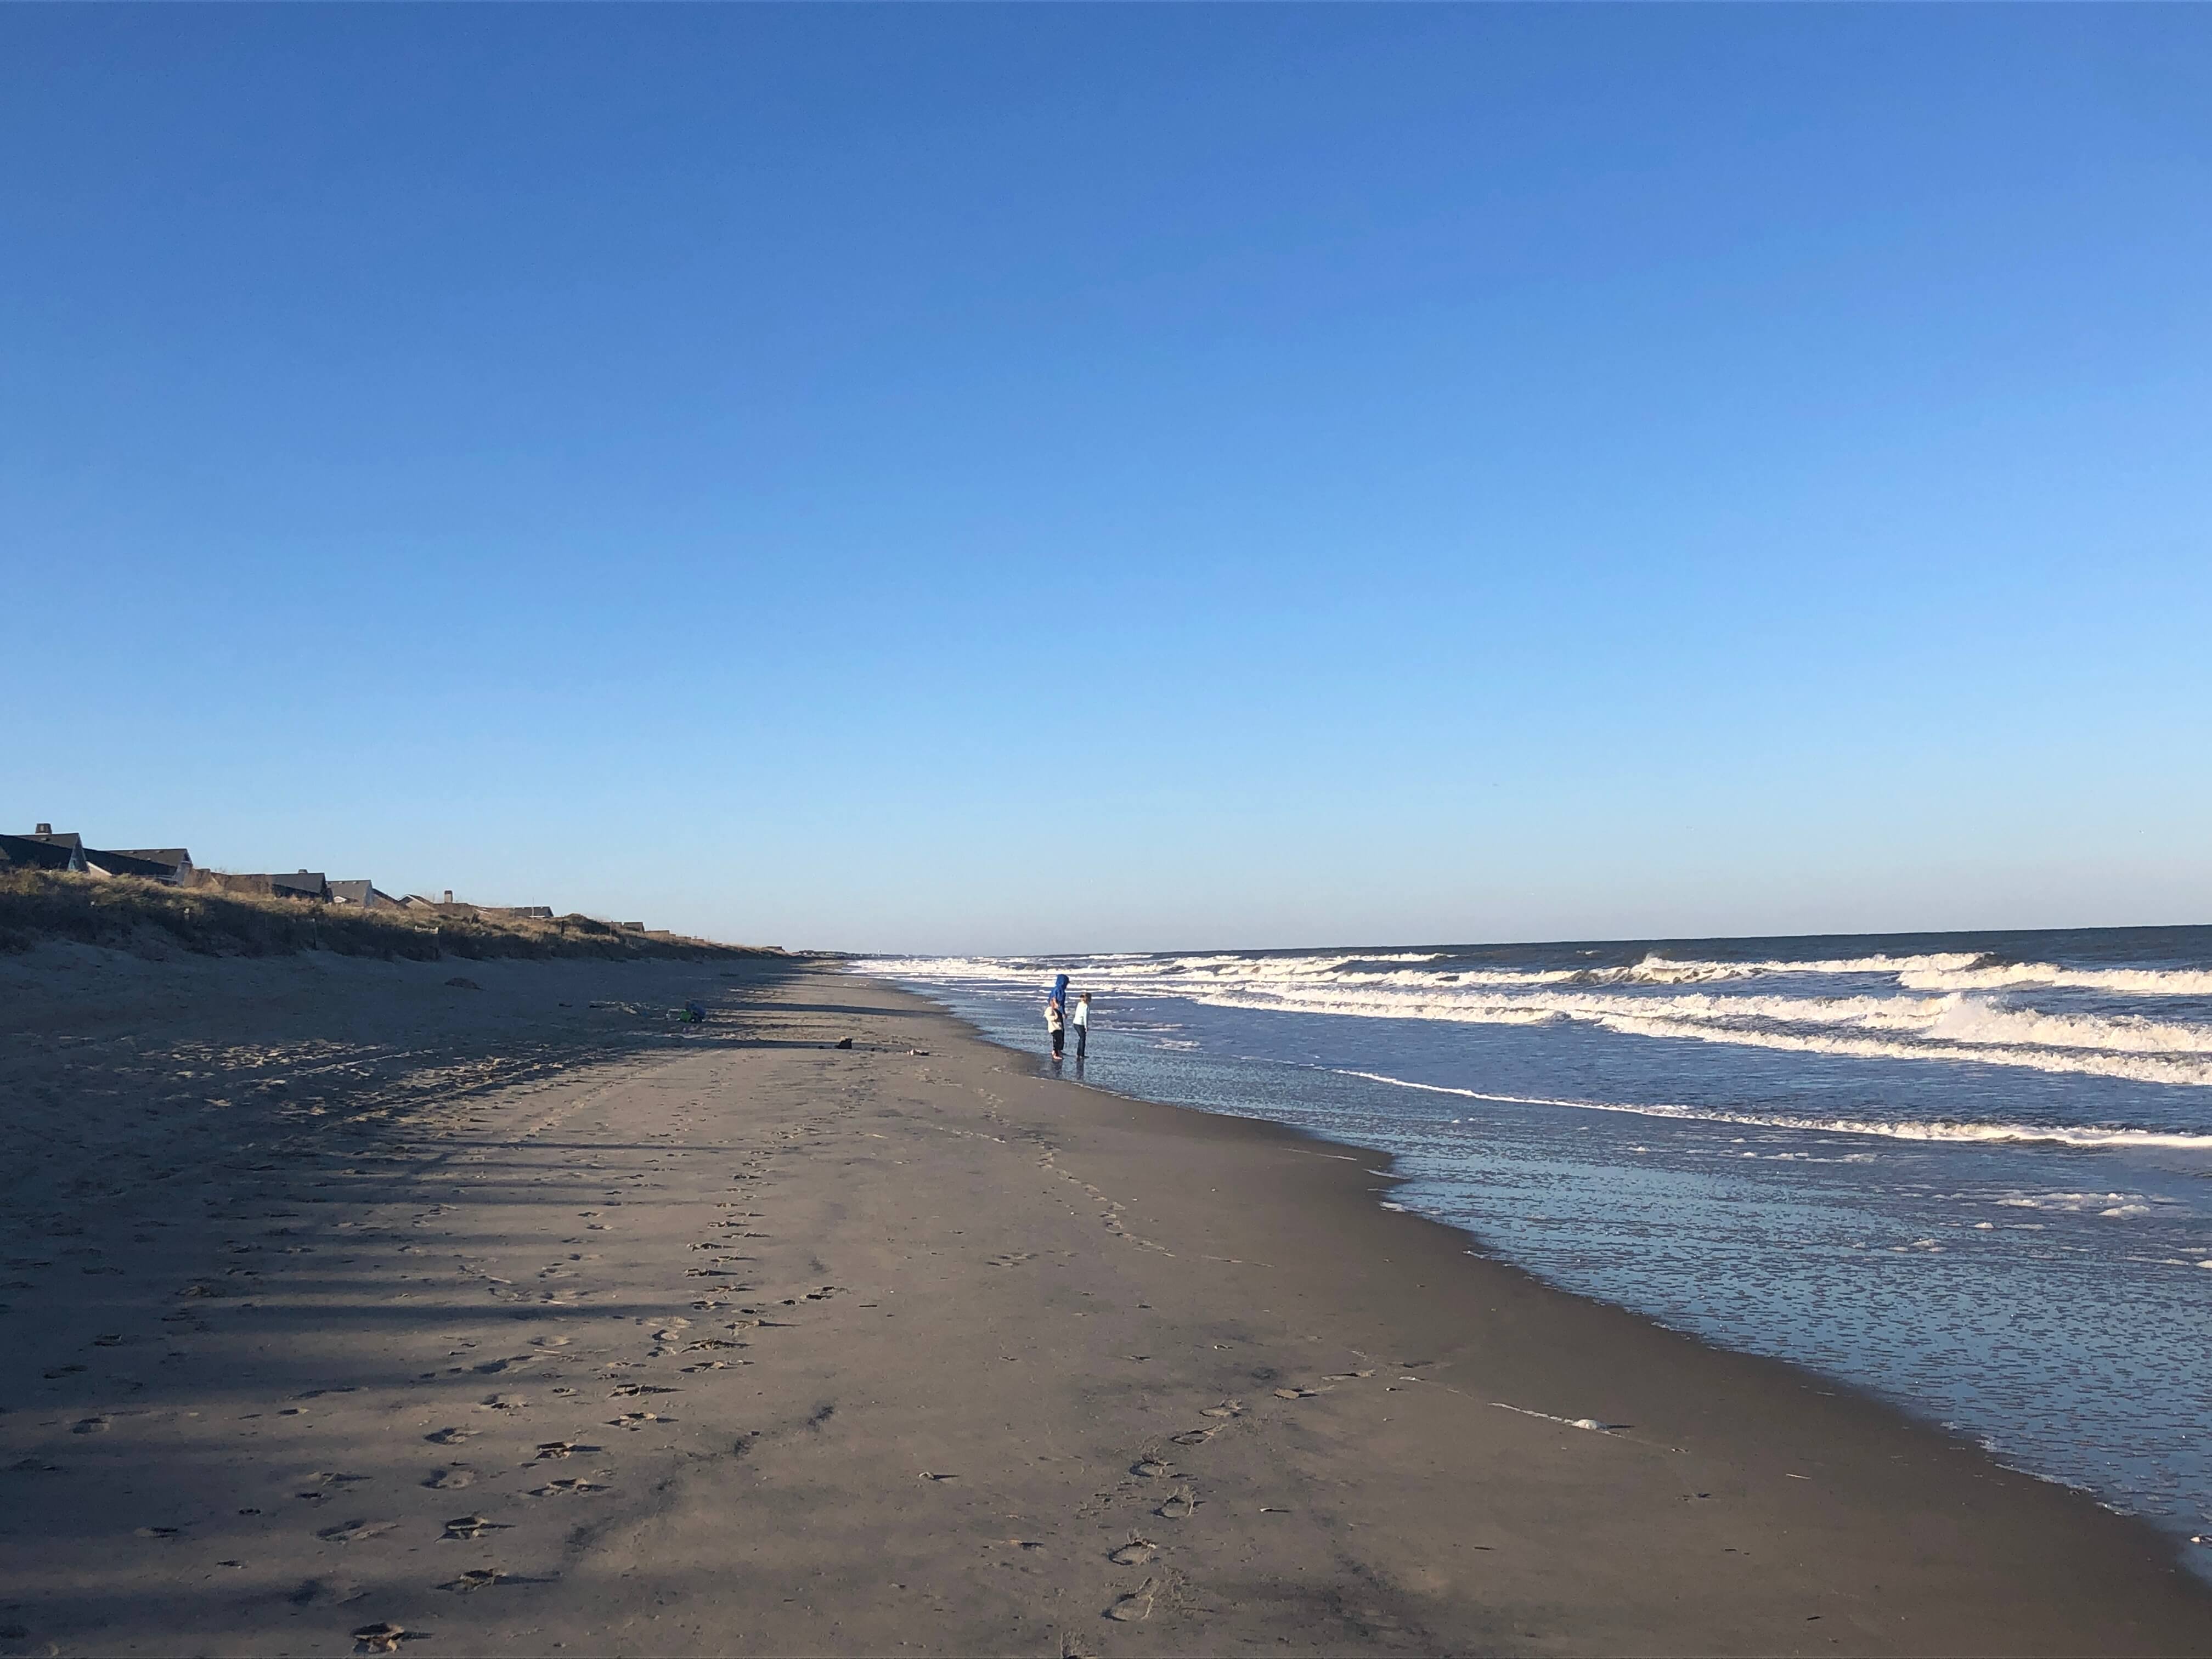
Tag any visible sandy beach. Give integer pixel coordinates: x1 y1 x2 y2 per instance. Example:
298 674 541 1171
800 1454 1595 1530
3 949 2208 1657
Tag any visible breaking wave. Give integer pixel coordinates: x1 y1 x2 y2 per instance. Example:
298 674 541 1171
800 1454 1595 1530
856 946 2212 1089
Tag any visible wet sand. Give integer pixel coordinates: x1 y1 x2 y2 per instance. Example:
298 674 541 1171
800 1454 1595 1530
2 950 2207 1655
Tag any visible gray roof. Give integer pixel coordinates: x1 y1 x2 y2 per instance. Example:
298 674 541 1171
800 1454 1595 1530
114 848 191 867
0 834 82 871
84 848 184 881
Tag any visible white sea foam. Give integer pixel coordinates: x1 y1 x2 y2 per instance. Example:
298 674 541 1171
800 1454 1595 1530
1324 1071 2212 1150
861 949 2212 997
852 943 2212 1090
1595 952 1985 985
1993 1192 2177 1215
1898 961 2212 996
1181 983 2212 1087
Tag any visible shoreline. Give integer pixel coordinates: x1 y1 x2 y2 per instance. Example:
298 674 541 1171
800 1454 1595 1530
856 973 2212 1623
2 950 2206 1654
870 951 2212 1559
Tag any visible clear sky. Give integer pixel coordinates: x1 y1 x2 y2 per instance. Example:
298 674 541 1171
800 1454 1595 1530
4 6 2207 954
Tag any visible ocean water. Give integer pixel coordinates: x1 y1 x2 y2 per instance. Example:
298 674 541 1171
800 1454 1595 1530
853 928 2212 1560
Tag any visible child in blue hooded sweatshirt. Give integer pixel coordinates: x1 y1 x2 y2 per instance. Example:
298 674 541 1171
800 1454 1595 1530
1045 974 1068 1061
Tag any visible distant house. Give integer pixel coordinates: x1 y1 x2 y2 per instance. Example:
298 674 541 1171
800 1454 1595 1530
328 881 402 908
83 847 187 883
187 868 330 900
403 891 478 916
0 833 83 872
113 848 194 878
620 921 646 932
9 828 191 882
482 905 554 920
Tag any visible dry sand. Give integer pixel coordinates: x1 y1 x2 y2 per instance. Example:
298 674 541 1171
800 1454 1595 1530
2 949 2207 1656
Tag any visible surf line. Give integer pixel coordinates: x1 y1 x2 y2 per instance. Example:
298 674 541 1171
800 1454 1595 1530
1319 1068 2212 1152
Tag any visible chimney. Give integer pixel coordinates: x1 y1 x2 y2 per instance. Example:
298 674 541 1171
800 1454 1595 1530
443 890 454 904
36 823 51 834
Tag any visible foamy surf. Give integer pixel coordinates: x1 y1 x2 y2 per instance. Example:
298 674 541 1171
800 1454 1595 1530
856 941 2212 1088
1323 1070 2212 1150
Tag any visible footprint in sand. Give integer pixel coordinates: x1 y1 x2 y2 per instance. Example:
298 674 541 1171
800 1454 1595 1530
1323 1369 1378 1381
71 1415 111 1435
350 1621 414 1652
440 1515 509 1541
1198 1401 1244 1419
1153 1487 1197 1520
527 1477 605 1497
425 1427 475 1446
1130 1460 1174 1480
316 1519 398 1544
1107 1539 1158 1567
1169 1428 1216 1447
533 1441 602 1460
986 1252 1036 1268
439 1568 505 1592
607 1412 673 1429
1105 1578 1159 1622
607 1383 679 1398
423 1466 475 1490
476 1393 529 1412
1272 1387 1321 1400
287 1577 365 1609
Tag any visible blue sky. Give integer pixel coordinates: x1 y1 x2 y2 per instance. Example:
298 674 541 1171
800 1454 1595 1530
4 7 2207 953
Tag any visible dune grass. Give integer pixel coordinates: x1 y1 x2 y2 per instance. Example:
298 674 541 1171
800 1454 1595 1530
0 870 771 962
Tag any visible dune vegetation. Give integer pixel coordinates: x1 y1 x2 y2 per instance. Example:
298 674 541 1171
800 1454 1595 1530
0 870 769 961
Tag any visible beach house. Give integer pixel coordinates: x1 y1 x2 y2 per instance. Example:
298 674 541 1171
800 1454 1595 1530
110 847 194 880
82 847 190 882
7 827 194 882
0 832 84 872
183 868 331 900
328 880 403 908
